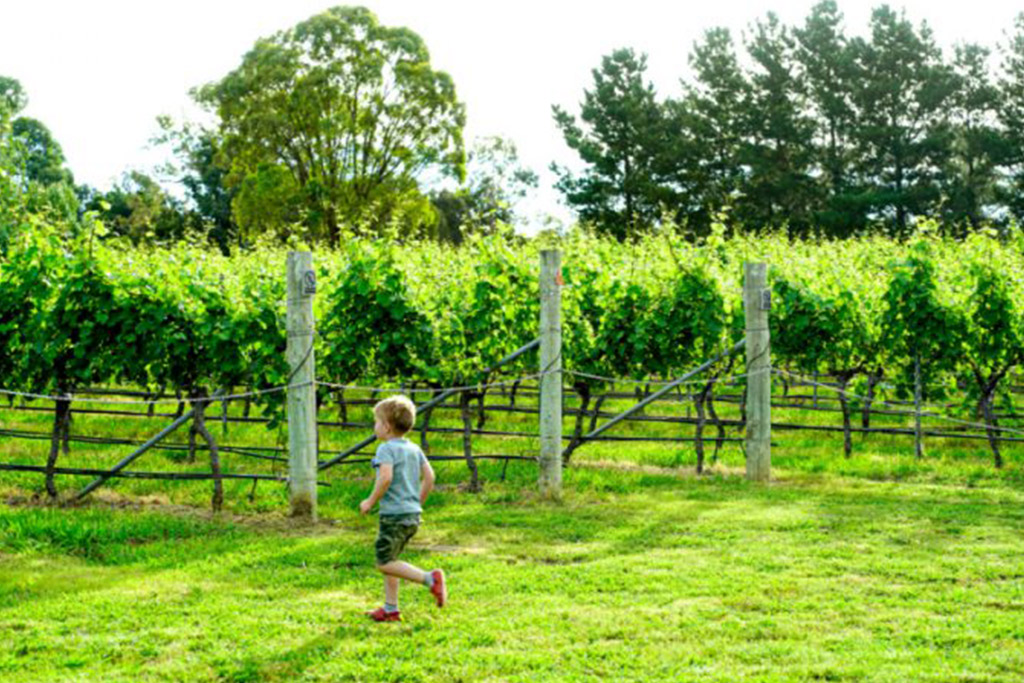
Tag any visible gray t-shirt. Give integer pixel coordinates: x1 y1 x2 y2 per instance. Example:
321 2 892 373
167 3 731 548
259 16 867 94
372 438 428 516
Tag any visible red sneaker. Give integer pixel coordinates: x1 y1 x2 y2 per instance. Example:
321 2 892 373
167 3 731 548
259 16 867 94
365 607 401 622
428 570 447 608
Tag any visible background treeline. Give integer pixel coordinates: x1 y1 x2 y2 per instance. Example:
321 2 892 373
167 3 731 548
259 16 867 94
0 7 537 254
4 3 1024 250
555 2 1024 239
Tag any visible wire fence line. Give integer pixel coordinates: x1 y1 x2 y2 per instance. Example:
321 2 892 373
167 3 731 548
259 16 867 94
0 383 311 406
0 364 762 407
3 364 1015 441
773 369 1024 439
562 367 769 388
4 350 1021 504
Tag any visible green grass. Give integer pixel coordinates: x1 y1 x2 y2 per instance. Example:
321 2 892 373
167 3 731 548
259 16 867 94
2 387 1024 681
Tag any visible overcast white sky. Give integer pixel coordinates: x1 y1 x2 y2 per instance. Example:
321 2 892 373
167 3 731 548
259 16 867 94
2 0 1022 229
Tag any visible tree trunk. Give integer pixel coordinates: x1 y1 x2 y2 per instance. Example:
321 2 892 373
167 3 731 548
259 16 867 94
476 389 488 429
694 388 708 474
61 410 72 457
191 394 222 512
561 384 591 465
837 375 853 458
187 423 198 463
914 354 924 459
148 384 163 419
706 385 726 464
221 397 229 436
45 396 71 499
862 373 879 429
336 388 347 423
460 392 480 492
589 394 607 433
419 387 439 455
981 390 1003 469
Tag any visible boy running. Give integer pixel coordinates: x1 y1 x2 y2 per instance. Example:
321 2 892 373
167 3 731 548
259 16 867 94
360 395 447 622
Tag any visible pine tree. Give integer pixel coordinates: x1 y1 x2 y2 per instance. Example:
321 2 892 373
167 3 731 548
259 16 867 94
850 6 956 235
552 48 674 240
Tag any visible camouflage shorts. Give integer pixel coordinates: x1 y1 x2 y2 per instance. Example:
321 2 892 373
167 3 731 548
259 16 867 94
375 514 420 565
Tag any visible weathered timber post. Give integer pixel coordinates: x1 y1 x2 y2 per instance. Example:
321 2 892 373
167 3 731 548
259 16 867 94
539 250 563 497
744 262 771 482
287 251 318 521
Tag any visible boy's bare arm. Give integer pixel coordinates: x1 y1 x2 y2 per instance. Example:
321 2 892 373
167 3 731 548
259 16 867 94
420 460 436 504
360 464 393 514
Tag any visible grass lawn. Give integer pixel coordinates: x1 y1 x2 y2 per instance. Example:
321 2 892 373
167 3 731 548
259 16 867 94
1 386 1024 681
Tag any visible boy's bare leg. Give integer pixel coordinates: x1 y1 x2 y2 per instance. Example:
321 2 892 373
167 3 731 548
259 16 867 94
377 561 428 584
384 576 400 606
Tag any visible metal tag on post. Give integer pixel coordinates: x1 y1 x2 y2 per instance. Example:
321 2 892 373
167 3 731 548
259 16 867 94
302 270 317 296
760 289 771 311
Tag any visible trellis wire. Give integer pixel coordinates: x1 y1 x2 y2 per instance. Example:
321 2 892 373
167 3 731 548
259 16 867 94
774 369 1024 439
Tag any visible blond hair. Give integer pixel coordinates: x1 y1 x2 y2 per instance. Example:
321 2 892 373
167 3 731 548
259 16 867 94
374 395 416 435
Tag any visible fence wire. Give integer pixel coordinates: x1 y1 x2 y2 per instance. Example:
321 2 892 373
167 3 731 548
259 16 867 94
774 369 1024 439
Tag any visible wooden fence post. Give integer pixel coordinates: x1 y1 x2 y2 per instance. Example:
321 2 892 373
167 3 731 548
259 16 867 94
539 249 563 497
744 262 771 482
287 251 318 521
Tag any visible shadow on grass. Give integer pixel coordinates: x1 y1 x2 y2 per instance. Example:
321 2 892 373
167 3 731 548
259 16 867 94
216 623 364 683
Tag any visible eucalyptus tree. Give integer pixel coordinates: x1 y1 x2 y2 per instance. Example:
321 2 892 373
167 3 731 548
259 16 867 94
0 76 26 123
11 117 73 187
196 6 466 245
431 136 539 244
154 117 238 253
0 76 25 241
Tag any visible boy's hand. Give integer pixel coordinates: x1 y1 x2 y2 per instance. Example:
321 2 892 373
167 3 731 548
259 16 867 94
359 498 374 515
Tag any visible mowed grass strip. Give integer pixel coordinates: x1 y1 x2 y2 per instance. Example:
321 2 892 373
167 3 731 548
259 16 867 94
1 465 1023 683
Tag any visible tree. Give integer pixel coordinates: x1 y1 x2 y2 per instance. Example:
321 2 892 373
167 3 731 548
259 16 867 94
431 135 538 244
997 13 1024 223
85 171 189 244
941 43 1002 233
0 76 26 123
0 76 78 243
678 28 749 234
552 48 674 241
154 117 238 253
11 117 73 187
794 1 865 235
738 13 818 235
850 6 956 235
196 6 466 246
0 76 27 223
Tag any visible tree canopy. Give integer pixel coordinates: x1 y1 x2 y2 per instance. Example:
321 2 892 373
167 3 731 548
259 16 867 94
554 3 1024 240
195 5 466 246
